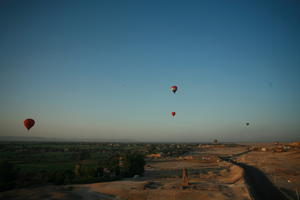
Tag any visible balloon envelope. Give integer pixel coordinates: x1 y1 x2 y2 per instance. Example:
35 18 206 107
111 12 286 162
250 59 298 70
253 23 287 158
171 112 176 117
170 86 178 94
24 119 35 130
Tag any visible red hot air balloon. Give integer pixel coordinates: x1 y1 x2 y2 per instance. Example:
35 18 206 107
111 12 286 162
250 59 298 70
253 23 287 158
24 119 35 131
171 112 176 117
170 86 178 94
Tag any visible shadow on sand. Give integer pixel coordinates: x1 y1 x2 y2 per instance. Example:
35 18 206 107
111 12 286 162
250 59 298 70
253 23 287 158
221 156 288 200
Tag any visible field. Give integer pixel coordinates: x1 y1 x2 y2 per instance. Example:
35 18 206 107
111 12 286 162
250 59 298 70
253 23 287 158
0 142 135 172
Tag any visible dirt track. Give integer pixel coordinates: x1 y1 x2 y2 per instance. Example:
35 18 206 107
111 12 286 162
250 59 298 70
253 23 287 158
220 150 289 200
237 162 288 200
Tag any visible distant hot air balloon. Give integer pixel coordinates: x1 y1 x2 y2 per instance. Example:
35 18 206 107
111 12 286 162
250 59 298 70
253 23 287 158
246 122 250 126
170 86 178 94
171 112 176 117
24 119 35 131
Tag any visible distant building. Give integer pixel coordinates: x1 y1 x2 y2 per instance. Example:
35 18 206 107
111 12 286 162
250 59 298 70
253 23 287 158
202 156 211 160
182 155 193 160
289 142 300 147
74 163 82 176
261 147 267 152
133 174 140 179
283 146 290 151
146 153 161 158
118 156 124 167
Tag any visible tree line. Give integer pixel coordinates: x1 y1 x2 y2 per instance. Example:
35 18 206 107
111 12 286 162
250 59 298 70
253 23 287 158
0 152 145 191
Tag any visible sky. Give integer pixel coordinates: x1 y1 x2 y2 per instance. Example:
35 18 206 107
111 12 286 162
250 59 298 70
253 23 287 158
0 0 300 142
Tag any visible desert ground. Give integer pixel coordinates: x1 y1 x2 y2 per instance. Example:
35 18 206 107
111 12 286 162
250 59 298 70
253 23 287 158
1 142 299 200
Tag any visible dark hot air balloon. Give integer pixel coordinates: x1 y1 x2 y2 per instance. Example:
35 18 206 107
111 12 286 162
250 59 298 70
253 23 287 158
246 122 250 126
24 119 35 131
171 112 176 117
170 86 178 94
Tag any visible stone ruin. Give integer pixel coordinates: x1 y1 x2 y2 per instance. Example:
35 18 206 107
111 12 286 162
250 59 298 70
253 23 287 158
181 168 189 189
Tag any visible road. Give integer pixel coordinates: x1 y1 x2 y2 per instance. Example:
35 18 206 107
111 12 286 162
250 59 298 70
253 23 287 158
220 152 289 200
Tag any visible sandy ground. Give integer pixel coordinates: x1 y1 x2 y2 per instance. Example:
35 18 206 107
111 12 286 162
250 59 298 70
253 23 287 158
2 144 299 200
0 185 115 200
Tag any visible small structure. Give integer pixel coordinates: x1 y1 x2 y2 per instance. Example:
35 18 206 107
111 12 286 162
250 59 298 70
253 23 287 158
181 168 189 188
202 156 211 160
74 163 82 176
261 147 267 152
283 146 290 151
289 142 300 147
118 156 124 167
146 153 161 158
182 155 193 160
133 174 140 179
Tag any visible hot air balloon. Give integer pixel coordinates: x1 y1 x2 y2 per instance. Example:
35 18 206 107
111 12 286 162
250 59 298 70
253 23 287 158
24 119 35 131
246 122 249 126
170 86 178 94
171 112 176 117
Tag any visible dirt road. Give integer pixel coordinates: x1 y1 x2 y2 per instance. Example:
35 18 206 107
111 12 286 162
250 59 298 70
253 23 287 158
237 162 288 200
220 151 289 200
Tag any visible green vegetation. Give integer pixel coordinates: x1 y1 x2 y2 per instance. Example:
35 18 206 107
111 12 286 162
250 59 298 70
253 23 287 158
0 160 19 191
0 142 194 191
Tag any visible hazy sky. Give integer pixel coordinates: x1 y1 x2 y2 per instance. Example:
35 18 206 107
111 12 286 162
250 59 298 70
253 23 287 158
1 0 300 142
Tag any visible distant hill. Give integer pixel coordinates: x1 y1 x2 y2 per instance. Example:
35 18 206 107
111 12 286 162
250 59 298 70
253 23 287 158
0 136 136 143
0 136 47 141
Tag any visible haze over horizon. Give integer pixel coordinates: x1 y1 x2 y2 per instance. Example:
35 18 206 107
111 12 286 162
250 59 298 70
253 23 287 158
1 0 300 142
